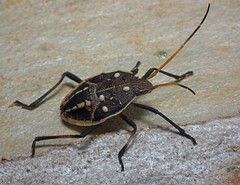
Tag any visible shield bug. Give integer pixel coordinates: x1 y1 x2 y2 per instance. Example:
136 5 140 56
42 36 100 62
10 4 210 171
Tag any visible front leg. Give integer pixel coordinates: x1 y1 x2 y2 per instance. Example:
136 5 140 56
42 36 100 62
142 67 193 82
131 61 141 76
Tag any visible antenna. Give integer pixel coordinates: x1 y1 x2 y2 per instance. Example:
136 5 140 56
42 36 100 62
146 4 210 80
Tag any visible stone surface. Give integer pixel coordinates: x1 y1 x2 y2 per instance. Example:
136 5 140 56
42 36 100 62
0 116 240 184
0 0 239 184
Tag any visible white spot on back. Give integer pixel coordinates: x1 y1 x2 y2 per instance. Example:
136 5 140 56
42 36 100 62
102 106 108 113
114 73 120 78
123 86 130 91
99 95 105 102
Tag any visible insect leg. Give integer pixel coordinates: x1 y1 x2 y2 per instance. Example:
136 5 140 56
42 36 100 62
131 61 141 76
161 70 193 82
10 72 83 110
119 114 137 171
142 67 193 82
31 125 99 156
132 103 197 145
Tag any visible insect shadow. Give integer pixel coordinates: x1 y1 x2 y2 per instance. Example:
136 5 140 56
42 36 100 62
35 102 143 149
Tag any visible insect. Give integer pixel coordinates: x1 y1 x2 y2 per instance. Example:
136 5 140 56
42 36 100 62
10 4 210 171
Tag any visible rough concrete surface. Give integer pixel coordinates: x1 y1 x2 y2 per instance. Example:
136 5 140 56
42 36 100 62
1 116 240 184
0 0 239 184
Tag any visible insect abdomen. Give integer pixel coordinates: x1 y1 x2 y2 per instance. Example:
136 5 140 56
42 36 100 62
61 90 90 113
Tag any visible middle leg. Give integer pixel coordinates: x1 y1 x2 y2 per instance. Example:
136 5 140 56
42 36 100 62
119 114 137 171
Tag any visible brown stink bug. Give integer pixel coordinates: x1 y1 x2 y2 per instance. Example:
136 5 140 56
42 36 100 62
10 4 210 171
